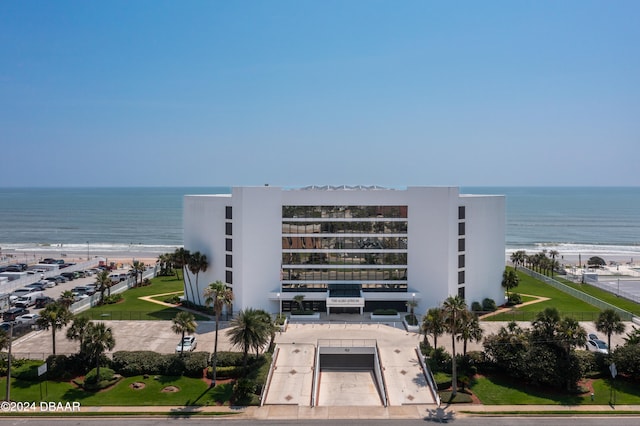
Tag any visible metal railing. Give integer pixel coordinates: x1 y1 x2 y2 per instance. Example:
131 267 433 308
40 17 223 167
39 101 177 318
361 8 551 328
520 267 634 321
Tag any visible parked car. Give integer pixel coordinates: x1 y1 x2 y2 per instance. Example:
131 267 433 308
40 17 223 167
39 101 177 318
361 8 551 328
15 313 40 326
34 296 55 309
586 339 609 354
13 292 43 308
3 307 29 322
72 286 96 296
175 336 197 353
53 275 68 283
588 333 600 341
60 272 76 281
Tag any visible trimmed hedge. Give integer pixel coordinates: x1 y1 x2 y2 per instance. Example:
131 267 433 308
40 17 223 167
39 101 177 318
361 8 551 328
372 309 398 315
215 351 245 367
111 350 209 377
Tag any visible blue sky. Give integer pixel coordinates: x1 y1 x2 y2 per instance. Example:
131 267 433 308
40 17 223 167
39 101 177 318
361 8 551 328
1 1 639 187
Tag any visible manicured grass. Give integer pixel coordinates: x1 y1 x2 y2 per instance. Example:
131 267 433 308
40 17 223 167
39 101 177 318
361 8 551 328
557 278 640 316
470 374 640 405
487 269 601 321
1 375 224 406
80 276 208 321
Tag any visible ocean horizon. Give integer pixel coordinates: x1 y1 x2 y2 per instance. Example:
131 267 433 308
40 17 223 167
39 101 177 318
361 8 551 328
1 186 639 261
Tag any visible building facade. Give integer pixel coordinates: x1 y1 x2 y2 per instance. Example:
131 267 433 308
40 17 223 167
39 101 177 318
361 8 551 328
183 186 505 316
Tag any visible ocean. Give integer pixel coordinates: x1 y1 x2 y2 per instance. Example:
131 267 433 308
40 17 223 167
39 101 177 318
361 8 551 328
0 186 639 260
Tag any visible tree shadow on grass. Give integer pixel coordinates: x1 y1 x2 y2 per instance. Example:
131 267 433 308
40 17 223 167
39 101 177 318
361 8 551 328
478 374 586 405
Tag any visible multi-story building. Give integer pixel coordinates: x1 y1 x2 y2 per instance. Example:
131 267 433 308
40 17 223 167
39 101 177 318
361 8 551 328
183 185 505 316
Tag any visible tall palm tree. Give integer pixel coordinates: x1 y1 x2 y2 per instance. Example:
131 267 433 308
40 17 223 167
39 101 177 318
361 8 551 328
204 281 234 386
173 248 194 303
36 302 73 355
457 311 483 356
66 316 92 355
442 295 467 398
188 251 208 306
548 250 559 277
95 270 112 304
0 329 9 351
226 308 270 368
132 260 146 286
254 309 277 356
83 322 115 380
421 307 445 349
510 250 526 270
501 268 519 299
595 309 626 351
172 311 197 355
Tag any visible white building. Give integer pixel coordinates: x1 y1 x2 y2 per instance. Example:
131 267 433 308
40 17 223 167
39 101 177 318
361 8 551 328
183 186 505 316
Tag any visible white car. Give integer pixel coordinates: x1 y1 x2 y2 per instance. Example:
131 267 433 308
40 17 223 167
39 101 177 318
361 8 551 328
175 336 197 353
15 313 40 325
586 339 609 354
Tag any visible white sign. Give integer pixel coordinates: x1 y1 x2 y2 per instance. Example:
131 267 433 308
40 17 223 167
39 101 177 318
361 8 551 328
37 363 47 377
610 363 617 379
326 297 364 307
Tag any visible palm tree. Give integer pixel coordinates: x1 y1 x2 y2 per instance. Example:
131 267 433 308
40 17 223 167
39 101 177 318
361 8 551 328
83 322 115 380
421 307 445 349
548 250 559 277
623 325 640 345
58 290 76 308
173 248 194 303
226 308 270 368
510 250 526 270
95 270 112 304
188 251 208 306
66 316 92 355
293 295 305 312
442 295 467 398
595 309 626 351
172 311 197 355
254 309 277 357
501 268 519 299
204 281 233 386
132 260 146 286
36 302 73 355
457 310 483 356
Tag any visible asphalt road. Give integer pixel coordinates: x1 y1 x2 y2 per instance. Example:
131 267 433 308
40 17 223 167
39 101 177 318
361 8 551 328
1 416 639 426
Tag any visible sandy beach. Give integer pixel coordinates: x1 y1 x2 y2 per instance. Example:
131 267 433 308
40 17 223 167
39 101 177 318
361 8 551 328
0 247 164 270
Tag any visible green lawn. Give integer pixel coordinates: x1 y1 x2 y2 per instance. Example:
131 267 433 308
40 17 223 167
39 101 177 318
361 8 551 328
1 375 225 406
471 374 640 405
557 278 640 316
487 270 602 321
80 276 209 321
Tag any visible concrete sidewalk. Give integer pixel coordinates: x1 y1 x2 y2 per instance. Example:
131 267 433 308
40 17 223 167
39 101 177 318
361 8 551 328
32 403 640 419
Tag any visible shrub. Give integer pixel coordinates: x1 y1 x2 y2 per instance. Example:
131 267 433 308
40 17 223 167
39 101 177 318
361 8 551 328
82 367 118 390
232 378 256 405
507 293 522 305
103 294 123 304
112 351 165 376
183 352 210 378
215 351 245 367
433 371 452 390
482 298 497 312
372 309 398 316
275 314 287 325
208 365 244 379
427 347 452 373
13 360 43 381
471 301 482 312
405 313 418 326
164 295 181 304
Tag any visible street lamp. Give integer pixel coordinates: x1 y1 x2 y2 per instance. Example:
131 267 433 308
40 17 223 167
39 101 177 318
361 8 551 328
87 241 90 260
277 292 281 316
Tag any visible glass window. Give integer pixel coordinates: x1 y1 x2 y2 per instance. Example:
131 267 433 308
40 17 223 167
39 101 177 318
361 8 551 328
282 252 407 266
282 268 407 281
458 270 465 284
282 236 407 250
225 206 232 220
282 205 407 219
225 270 233 285
458 254 465 269
458 238 465 252
458 206 466 220
282 221 407 234
225 222 232 236
457 286 465 299
458 222 465 236
225 238 232 252
226 254 232 268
